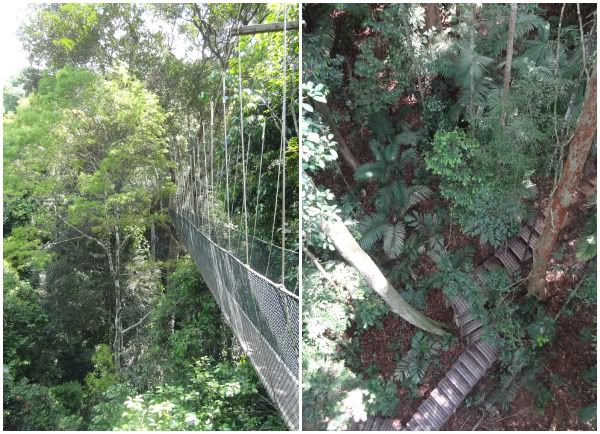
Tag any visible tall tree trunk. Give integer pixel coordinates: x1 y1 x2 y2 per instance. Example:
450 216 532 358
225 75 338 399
321 219 449 336
403 5 426 108
112 205 124 369
314 101 360 171
500 3 518 126
150 222 156 260
528 68 597 299
423 3 441 30
468 4 477 117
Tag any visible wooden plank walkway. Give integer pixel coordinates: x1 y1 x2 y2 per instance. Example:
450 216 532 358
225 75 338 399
351 217 543 431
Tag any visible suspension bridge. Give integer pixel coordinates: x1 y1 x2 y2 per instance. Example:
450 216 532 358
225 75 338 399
170 13 299 430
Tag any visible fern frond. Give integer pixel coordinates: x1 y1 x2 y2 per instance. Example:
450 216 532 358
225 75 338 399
398 147 418 169
499 379 520 412
406 185 432 210
355 161 386 182
514 13 550 42
383 142 401 162
359 213 388 250
405 210 425 231
394 131 419 146
383 222 406 258
576 234 596 261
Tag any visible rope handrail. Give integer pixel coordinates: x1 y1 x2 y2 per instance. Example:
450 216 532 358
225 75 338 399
172 209 299 300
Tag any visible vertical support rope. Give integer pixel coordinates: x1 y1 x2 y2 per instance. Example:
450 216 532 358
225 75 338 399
202 121 211 235
223 73 231 249
239 33 250 264
250 119 267 261
210 101 215 239
281 6 288 285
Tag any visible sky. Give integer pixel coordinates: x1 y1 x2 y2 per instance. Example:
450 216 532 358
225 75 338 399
0 2 30 86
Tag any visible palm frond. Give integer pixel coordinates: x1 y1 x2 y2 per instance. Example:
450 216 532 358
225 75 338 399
359 213 388 250
355 161 386 182
383 222 406 258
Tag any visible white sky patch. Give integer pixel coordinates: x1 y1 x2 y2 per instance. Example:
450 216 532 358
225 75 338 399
0 2 30 86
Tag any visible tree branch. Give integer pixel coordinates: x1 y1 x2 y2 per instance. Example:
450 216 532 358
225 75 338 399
321 218 449 336
122 309 154 334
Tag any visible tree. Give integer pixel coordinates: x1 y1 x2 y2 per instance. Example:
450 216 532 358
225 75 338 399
321 218 449 336
528 67 597 299
500 3 518 126
4 67 173 368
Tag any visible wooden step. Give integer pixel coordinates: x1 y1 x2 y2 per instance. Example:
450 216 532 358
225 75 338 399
461 319 483 337
428 389 454 417
458 353 485 375
446 368 472 395
495 249 521 273
474 267 487 285
507 237 528 261
474 340 499 363
449 296 470 315
466 346 491 369
454 360 479 386
433 381 462 408
420 399 447 427
411 411 429 431
519 225 539 248
533 216 545 235
438 377 465 406
461 351 487 372
456 308 474 327
483 256 502 271
466 327 484 345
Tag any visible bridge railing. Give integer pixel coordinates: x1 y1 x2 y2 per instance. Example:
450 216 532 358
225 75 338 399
171 209 299 430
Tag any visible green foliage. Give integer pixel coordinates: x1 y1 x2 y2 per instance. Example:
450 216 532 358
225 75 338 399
356 141 432 258
51 381 84 414
534 385 553 415
354 293 389 331
393 331 441 395
3 377 80 430
302 174 341 251
364 377 399 417
526 313 556 349
346 5 414 124
84 344 117 397
426 129 534 247
576 200 597 262
3 262 58 383
90 357 282 431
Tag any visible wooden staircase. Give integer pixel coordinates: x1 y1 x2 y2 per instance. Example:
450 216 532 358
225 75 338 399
352 217 544 431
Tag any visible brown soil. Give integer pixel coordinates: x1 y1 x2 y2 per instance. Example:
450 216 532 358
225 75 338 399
355 287 464 425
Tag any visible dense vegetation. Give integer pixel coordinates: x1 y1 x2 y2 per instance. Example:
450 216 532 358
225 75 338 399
303 3 596 430
3 3 297 430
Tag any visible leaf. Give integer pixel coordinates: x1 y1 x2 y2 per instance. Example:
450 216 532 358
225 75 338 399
383 222 405 259
359 213 388 250
355 162 385 181
578 403 597 423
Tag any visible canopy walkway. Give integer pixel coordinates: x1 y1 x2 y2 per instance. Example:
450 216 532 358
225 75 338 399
352 217 545 431
171 209 298 429
170 11 299 429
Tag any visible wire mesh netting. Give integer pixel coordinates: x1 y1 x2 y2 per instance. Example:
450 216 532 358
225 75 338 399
171 209 299 430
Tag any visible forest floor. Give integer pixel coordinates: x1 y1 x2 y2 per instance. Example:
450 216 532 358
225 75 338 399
330 129 595 430
317 8 596 427
345 216 596 431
